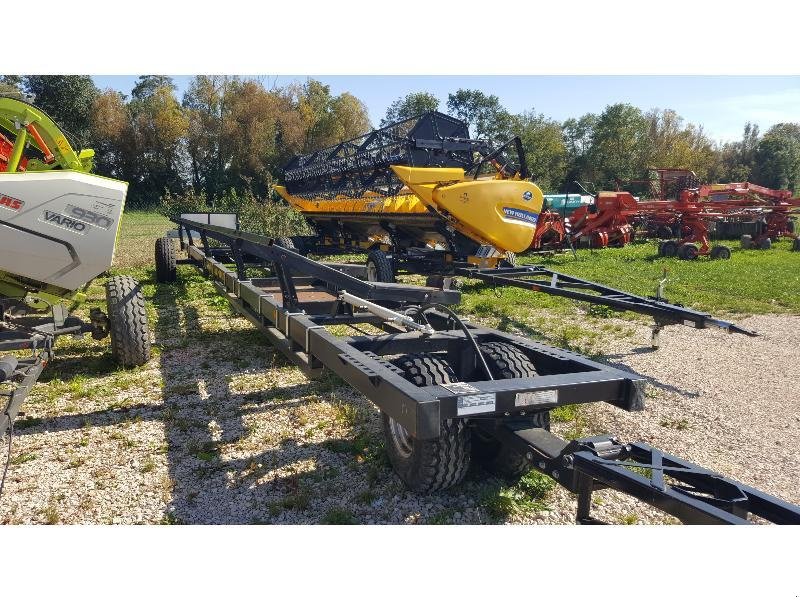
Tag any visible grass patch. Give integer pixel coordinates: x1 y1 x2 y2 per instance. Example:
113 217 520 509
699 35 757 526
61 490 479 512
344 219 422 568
320 507 358 525
481 470 556 521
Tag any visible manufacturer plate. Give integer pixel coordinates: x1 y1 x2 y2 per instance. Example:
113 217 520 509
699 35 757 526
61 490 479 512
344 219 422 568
457 393 496 416
515 389 558 407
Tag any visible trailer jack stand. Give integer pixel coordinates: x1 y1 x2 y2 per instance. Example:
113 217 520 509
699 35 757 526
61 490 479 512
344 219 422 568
651 322 663 349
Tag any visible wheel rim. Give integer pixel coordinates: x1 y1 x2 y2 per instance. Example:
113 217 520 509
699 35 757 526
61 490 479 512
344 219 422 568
387 417 413 458
366 261 377 282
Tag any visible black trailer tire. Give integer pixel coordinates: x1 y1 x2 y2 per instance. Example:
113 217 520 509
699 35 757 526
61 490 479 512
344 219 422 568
740 234 752 249
383 353 470 492
154 236 176 283
792 238 800 252
275 237 297 251
472 342 548 480
106 275 151 368
660 240 678 258
710 245 731 260
366 248 395 283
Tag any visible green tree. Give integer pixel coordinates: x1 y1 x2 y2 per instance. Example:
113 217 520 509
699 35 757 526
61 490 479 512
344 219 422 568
562 113 598 187
588 103 650 188
513 111 567 193
381 92 439 126
446 89 513 144
753 123 800 192
644 109 717 180
23 76 99 146
132 75 176 100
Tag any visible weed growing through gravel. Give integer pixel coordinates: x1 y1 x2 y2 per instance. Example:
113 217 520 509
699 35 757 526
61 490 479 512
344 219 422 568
481 470 556 521
320 507 358 525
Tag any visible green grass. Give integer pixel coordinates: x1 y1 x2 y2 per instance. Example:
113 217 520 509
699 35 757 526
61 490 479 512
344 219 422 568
526 239 800 315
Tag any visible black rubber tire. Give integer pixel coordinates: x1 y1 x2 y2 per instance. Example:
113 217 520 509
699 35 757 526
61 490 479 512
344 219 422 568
366 248 395 283
479 341 538 379
792 238 800 252
383 353 470 492
656 226 673 240
759 237 772 250
660 240 678 258
106 275 151 367
154 236 176 283
740 234 752 250
472 342 548 480
275 237 297 251
710 245 731 260
678 243 699 260
499 252 517 268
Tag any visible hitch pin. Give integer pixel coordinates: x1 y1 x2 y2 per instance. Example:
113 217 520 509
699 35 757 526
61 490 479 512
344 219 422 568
338 291 434 335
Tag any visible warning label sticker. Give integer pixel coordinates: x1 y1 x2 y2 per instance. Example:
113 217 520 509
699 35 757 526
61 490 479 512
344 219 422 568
456 393 496 416
515 389 558 407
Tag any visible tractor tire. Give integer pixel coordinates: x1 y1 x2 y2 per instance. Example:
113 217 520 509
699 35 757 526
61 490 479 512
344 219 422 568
759 237 772 250
154 236 177 283
105 276 151 368
677 243 699 260
383 353 470 492
660 240 678 258
499 252 517 268
471 342 548 481
792 238 800 252
740 234 752 250
710 245 731 260
366 248 395 283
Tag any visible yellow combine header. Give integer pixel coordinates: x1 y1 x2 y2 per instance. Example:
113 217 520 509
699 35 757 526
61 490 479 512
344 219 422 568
275 111 544 275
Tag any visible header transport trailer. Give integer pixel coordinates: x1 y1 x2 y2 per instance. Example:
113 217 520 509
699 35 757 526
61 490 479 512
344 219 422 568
154 215 800 524
274 112 754 347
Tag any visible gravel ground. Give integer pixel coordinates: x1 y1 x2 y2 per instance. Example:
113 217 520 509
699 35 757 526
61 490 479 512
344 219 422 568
1 297 797 525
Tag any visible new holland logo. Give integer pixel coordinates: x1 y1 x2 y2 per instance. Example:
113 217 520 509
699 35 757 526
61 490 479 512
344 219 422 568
0 194 24 211
502 207 539 225
40 210 88 234
522 190 532 201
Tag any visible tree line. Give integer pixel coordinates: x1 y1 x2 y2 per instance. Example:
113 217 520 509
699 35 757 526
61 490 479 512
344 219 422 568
2 75 799 207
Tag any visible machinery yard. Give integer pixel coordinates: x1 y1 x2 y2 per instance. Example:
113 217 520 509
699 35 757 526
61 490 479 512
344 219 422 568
1 211 797 525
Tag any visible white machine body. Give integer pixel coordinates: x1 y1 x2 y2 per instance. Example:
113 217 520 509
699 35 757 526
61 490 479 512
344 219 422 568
0 171 128 291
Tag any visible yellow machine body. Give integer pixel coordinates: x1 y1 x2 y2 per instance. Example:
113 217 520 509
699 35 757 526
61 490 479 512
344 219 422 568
275 166 544 254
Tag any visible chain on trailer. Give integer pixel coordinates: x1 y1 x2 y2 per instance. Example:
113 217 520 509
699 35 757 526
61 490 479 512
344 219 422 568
159 215 800 525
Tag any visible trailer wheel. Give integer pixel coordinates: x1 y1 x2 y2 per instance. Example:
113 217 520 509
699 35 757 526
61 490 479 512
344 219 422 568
472 342 547 480
740 234 752 250
710 245 731 260
383 353 470 492
105 275 151 367
366 248 395 283
660 240 678 258
759 237 772 250
275 237 297 251
792 238 800 252
154 236 177 283
677 243 699 260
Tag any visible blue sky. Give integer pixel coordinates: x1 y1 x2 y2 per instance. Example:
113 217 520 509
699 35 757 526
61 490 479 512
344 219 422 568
92 75 800 143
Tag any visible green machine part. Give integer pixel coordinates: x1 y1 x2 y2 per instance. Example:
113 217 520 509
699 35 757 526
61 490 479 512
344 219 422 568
0 95 94 172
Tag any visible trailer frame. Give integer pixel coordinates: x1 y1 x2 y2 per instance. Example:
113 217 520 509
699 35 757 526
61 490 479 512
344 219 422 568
164 216 800 524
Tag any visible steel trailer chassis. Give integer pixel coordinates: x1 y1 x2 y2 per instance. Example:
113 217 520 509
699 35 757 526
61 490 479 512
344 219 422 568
163 216 800 524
